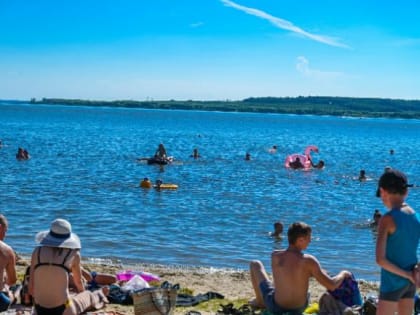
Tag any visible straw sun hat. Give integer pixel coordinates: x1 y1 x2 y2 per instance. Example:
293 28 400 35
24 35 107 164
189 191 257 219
35 218 81 249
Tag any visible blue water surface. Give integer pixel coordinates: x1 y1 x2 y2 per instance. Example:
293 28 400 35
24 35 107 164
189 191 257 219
0 102 419 281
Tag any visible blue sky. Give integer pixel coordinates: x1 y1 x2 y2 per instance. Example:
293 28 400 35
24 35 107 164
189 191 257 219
1 0 420 101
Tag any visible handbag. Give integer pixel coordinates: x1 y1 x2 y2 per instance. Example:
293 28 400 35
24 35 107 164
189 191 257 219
133 287 177 315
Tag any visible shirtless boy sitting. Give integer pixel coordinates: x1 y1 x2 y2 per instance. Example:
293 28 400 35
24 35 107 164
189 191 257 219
250 222 352 315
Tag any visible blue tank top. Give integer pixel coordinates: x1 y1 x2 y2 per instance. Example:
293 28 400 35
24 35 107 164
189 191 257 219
381 207 420 292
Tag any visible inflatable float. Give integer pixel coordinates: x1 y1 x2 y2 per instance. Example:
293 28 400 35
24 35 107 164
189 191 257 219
147 156 174 165
137 156 174 165
116 270 160 283
156 183 178 190
284 145 318 170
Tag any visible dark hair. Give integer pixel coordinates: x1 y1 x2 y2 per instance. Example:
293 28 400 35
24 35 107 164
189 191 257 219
288 222 311 244
274 221 284 232
376 169 412 197
0 214 8 229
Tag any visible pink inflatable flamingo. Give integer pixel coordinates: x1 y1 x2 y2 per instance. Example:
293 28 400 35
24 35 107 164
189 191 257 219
284 145 319 170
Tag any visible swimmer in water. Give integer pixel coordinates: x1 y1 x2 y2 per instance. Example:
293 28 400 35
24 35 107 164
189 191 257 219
270 221 284 238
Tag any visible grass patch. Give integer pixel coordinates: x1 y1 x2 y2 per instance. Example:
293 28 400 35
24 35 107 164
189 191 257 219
176 298 250 314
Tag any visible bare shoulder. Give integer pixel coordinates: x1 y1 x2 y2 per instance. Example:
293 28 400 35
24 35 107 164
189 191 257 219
0 241 16 257
271 249 286 256
379 214 395 229
302 253 319 263
301 253 323 273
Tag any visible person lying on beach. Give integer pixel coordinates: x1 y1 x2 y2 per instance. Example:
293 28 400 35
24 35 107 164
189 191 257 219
68 267 117 291
0 214 18 311
29 218 109 315
250 221 352 314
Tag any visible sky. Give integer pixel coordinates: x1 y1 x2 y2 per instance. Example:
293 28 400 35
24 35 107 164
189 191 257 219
1 0 420 101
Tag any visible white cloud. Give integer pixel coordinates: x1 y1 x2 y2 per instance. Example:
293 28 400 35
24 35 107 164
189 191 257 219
296 56 343 79
221 0 349 49
190 22 204 28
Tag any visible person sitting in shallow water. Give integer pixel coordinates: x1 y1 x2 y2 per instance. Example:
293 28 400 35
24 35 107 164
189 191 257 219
245 152 251 161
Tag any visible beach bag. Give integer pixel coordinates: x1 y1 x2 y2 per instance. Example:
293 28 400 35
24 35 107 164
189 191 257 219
328 273 362 307
132 287 177 315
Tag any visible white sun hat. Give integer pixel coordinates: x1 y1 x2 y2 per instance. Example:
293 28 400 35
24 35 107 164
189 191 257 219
35 218 81 249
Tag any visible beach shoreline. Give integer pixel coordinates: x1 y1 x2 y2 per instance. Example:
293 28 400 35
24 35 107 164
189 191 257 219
16 256 380 315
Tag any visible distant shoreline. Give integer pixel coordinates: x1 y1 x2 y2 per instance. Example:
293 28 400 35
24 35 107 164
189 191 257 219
4 96 420 119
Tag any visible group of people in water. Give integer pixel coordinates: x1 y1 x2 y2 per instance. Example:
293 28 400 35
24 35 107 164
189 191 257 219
0 143 31 160
2 133 419 315
287 156 325 170
139 177 167 189
148 143 325 170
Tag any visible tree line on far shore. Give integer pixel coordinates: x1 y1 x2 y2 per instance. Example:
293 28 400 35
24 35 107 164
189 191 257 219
28 96 420 119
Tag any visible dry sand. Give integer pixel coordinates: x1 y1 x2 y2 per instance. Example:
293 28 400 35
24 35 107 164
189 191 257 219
15 258 379 315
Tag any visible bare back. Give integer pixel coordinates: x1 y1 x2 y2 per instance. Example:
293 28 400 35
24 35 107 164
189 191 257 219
30 246 78 308
272 249 315 309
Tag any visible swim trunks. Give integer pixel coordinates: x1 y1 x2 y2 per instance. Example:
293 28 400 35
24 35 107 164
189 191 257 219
259 280 307 315
0 291 10 312
379 282 416 302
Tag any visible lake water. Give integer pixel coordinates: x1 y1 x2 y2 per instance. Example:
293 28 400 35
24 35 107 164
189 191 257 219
1 101 419 281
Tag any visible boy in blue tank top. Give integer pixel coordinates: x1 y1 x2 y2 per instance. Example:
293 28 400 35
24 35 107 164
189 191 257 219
375 169 420 315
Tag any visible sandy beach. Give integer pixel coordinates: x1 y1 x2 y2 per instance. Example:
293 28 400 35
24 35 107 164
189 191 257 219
16 258 379 315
